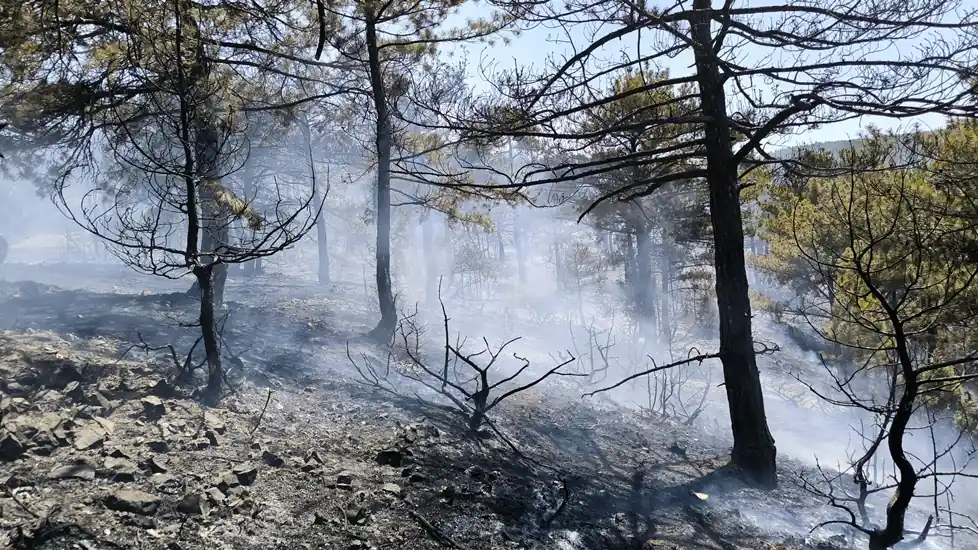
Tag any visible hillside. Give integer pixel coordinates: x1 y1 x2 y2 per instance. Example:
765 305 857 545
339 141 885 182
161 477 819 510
0 261 899 550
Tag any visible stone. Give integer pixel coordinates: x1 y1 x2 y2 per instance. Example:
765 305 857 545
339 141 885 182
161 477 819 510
92 417 115 435
177 493 208 516
305 450 324 464
141 397 166 421
204 411 227 435
232 463 258 486
381 483 402 497
103 457 139 482
336 471 354 488
261 450 285 467
146 440 170 453
149 379 176 398
213 471 238 492
375 449 406 467
73 425 106 451
49 460 96 481
1 433 27 462
465 466 486 480
104 490 161 515
90 391 114 413
204 429 221 447
63 381 84 402
205 487 226 502
145 456 168 474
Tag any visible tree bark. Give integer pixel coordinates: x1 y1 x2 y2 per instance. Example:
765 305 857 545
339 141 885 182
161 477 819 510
691 0 777 487
194 264 223 400
635 226 657 335
365 16 396 342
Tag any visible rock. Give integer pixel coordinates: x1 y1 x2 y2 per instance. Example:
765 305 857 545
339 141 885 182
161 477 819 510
1 473 30 488
305 450 324 464
146 440 170 453
204 429 221 447
465 465 486 480
205 487 226 502
381 483 402 497
313 511 331 526
336 471 354 490
104 490 161 515
204 411 227 435
0 433 24 462
213 471 239 492
261 450 285 467
49 460 97 481
149 379 176 398
73 425 106 451
52 364 83 388
232 463 258 486
375 449 406 467
108 448 134 460
177 493 209 516
90 391 115 413
408 473 427 483
141 397 166 421
103 457 140 482
0 433 25 461
145 456 168 474
63 381 84 402
300 460 320 473
92 417 115 435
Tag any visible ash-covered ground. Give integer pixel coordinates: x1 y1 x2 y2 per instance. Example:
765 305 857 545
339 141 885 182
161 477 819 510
0 258 973 550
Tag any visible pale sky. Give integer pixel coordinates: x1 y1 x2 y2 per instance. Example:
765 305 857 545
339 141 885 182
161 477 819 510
446 2 964 149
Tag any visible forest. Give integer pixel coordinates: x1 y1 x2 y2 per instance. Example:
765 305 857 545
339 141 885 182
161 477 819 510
0 1 977 550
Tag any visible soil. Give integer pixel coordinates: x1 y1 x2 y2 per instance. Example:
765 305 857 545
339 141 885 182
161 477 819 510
0 262 918 550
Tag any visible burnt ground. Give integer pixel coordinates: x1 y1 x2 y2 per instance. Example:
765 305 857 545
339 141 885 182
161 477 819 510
0 262 913 550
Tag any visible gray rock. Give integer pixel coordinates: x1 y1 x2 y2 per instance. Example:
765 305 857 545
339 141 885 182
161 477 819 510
73 425 106 451
103 457 139 482
232 463 258 486
140 397 166 421
104 490 161 515
49 460 96 481
0 433 25 462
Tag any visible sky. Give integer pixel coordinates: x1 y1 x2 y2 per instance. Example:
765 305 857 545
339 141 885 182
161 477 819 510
446 2 963 149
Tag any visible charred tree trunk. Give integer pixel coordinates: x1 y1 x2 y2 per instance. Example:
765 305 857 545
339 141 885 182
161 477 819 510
194 264 223 398
660 239 673 348
365 15 396 342
635 226 657 335
692 0 777 487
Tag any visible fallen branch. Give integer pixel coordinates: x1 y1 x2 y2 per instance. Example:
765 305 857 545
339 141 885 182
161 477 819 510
406 508 471 550
251 389 273 435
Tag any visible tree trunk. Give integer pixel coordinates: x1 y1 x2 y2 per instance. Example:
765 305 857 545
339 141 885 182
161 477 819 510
660 239 673 349
313 183 330 285
365 16 396 342
692 0 777 488
635 226 657 335
195 264 223 400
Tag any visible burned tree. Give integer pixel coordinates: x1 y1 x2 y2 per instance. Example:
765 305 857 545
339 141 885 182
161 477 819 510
428 0 978 488
784 136 978 549
6 1 321 399
349 283 579 433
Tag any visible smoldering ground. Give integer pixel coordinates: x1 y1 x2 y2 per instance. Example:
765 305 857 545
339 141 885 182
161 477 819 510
0 179 974 550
